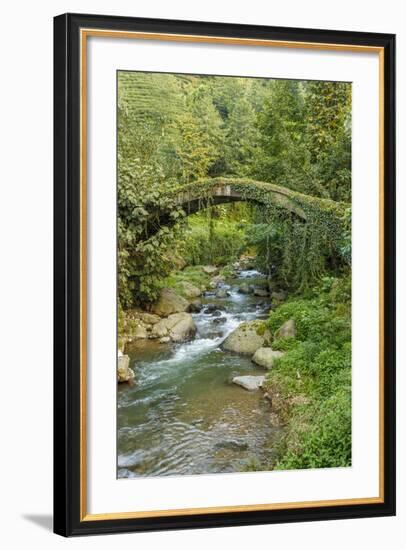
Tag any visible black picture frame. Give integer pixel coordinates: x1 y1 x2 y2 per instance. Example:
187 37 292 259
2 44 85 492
54 12 396 537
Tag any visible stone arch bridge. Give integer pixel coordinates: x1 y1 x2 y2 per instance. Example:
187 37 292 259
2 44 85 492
143 177 347 238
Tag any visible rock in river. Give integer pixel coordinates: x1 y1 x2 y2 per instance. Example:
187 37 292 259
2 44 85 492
252 347 284 370
213 316 227 325
238 282 253 294
211 309 223 317
214 440 249 451
151 312 196 342
117 354 135 383
150 288 189 317
210 274 225 288
179 281 202 299
188 299 203 313
232 375 265 391
215 288 230 298
203 304 218 314
138 312 161 325
253 287 270 297
132 323 148 339
222 320 271 355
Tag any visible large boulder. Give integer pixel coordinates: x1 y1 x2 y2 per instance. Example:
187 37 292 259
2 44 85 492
222 320 271 355
138 312 161 325
188 299 203 313
169 313 197 342
276 319 296 339
132 323 148 339
151 312 196 342
232 375 265 391
211 309 223 317
179 281 202 299
238 282 253 295
213 316 227 325
210 275 225 288
253 287 270 297
150 318 172 339
252 347 284 370
203 304 218 313
216 288 230 298
117 355 135 383
150 288 189 317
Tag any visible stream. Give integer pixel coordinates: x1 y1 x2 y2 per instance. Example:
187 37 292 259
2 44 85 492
117 270 280 478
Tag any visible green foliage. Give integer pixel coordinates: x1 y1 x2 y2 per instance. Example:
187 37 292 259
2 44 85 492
179 210 246 266
224 92 261 175
275 387 351 469
340 207 352 265
117 302 126 350
172 112 219 182
117 154 185 306
243 194 349 291
263 276 352 469
251 79 351 202
220 265 237 279
117 70 352 307
305 81 352 202
253 80 312 194
164 266 211 295
117 72 353 470
172 174 349 293
267 296 351 347
271 336 299 352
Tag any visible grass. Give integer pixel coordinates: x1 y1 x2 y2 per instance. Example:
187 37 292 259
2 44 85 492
164 266 211 296
262 275 352 470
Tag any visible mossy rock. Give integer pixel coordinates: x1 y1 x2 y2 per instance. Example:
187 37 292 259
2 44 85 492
222 320 272 355
150 288 189 317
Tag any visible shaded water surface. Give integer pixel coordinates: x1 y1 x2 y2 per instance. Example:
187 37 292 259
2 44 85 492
117 270 279 477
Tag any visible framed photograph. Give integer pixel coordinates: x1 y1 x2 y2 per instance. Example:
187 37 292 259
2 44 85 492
54 13 395 536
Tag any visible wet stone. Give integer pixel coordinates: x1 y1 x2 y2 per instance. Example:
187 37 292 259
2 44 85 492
214 440 249 451
213 317 227 325
211 309 223 317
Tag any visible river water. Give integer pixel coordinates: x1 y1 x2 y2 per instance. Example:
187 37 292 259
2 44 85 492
117 270 279 478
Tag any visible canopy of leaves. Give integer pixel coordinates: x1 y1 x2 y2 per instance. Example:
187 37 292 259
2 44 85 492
117 71 351 307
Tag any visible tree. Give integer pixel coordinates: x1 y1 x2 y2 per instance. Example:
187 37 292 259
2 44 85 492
173 112 218 182
252 80 312 194
117 71 352 305
304 81 351 202
225 92 260 176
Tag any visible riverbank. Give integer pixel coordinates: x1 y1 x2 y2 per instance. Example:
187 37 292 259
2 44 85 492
117 260 284 476
116 70 353 477
117 256 269 352
118 261 351 475
262 275 352 470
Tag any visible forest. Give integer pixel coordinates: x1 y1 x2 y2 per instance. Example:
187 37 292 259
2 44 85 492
117 71 352 477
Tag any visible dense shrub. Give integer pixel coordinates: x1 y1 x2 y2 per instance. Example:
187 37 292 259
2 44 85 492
268 296 351 347
263 276 352 470
118 73 351 308
164 266 211 295
275 387 351 469
179 214 246 266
